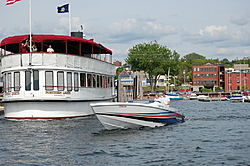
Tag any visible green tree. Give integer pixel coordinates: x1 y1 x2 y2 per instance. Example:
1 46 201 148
182 53 206 63
115 67 126 79
125 41 181 91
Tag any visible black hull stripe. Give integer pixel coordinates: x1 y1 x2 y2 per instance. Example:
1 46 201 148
97 113 184 123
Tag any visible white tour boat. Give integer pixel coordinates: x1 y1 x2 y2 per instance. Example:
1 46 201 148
0 34 116 119
90 102 185 130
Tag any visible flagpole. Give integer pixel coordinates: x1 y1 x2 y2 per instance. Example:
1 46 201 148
29 0 32 52
68 3 71 36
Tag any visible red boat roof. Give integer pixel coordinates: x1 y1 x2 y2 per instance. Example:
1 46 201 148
0 34 112 55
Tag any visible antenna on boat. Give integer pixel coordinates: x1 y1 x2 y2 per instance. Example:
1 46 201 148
80 25 86 38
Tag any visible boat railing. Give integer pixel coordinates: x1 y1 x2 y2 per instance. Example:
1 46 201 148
2 51 113 64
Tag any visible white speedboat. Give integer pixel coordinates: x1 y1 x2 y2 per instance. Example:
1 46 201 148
90 102 185 130
229 93 243 102
197 95 210 102
189 93 198 100
0 34 116 119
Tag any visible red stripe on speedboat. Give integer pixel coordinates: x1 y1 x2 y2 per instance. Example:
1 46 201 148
110 113 180 118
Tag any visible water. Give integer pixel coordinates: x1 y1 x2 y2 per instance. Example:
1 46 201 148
0 100 250 166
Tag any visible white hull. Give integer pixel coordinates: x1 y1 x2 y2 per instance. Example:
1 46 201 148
90 102 185 130
230 97 243 102
4 101 112 119
189 93 198 100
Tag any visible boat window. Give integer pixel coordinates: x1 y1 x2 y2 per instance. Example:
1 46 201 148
103 76 107 88
45 71 54 90
25 71 31 91
105 76 109 88
3 74 6 92
57 71 64 91
108 77 112 88
14 72 20 91
111 77 114 88
7 73 12 92
67 72 72 91
87 74 93 87
93 74 96 88
80 73 86 87
100 76 103 88
74 73 79 91
96 75 100 88
33 70 39 90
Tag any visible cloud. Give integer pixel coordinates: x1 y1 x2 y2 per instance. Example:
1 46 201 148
244 49 250 55
216 48 239 54
198 25 229 43
15 17 83 35
106 18 177 43
215 48 250 60
182 25 250 48
230 13 250 26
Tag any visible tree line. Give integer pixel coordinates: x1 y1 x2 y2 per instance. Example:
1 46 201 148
117 41 249 91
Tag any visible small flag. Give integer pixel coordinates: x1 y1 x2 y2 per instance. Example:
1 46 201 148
6 0 21 5
57 4 69 13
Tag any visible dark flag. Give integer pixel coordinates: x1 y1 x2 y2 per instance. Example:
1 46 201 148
57 4 69 13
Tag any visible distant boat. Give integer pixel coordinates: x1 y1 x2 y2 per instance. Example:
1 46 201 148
197 95 210 102
229 93 244 103
90 102 185 130
167 94 183 100
189 93 198 100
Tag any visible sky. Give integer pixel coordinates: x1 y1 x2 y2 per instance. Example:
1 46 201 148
1 0 250 63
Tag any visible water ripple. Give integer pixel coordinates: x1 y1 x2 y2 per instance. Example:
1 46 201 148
1 101 250 165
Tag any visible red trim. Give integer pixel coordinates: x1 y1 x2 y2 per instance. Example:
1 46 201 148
5 114 95 120
0 34 112 54
114 113 180 118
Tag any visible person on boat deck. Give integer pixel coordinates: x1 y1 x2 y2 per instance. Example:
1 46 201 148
47 45 54 53
147 94 151 99
20 40 28 53
154 94 161 103
32 45 37 52
136 95 141 100
161 92 171 107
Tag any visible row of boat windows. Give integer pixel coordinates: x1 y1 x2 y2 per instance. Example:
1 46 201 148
3 71 114 92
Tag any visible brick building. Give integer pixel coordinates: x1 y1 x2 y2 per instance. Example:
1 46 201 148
224 64 250 91
113 61 122 67
192 62 225 91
